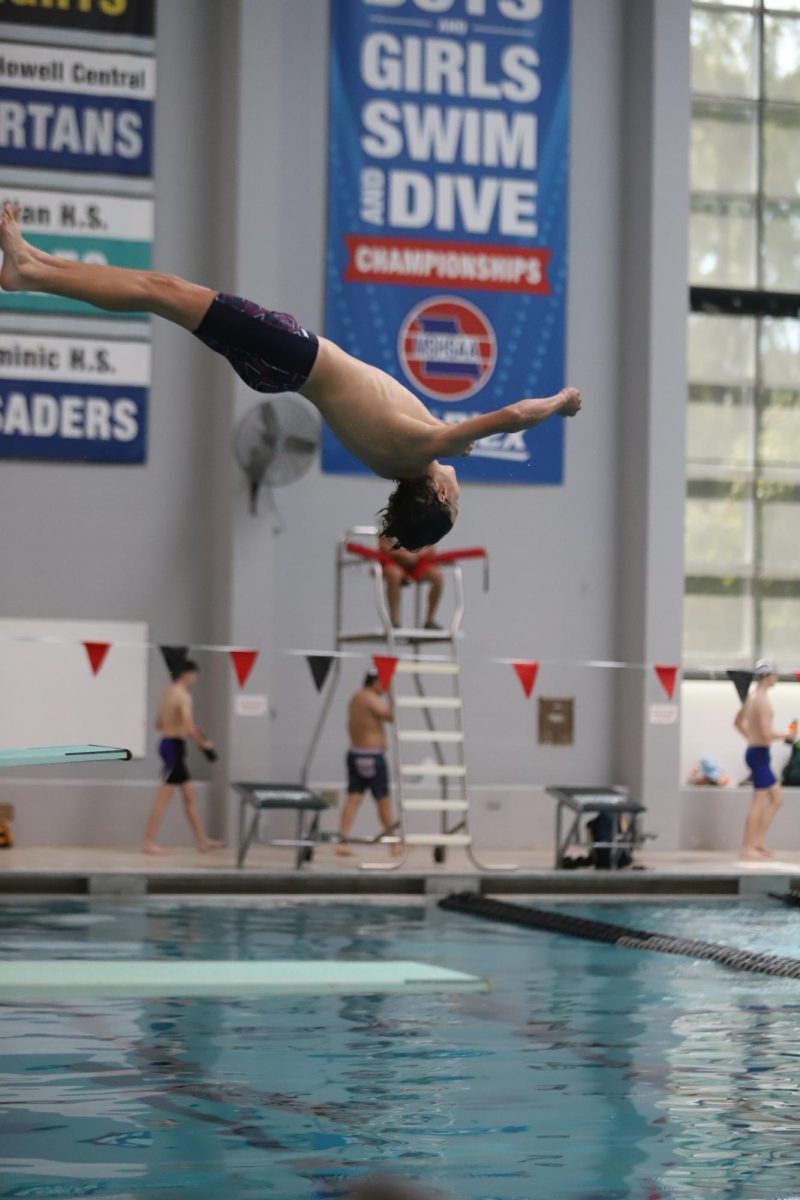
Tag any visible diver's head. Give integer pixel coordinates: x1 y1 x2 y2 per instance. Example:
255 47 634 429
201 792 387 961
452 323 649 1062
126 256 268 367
379 466 458 550
174 659 200 688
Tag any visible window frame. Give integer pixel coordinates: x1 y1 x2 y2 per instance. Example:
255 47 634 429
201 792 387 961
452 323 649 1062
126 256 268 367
686 0 800 673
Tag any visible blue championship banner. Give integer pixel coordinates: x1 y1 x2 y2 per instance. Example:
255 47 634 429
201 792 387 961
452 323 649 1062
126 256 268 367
0 333 150 462
0 43 155 175
324 0 570 483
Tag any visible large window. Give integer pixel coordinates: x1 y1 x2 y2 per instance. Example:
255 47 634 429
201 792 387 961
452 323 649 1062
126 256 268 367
685 0 800 667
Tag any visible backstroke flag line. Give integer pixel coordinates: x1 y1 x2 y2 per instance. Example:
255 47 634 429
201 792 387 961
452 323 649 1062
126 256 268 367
324 0 570 484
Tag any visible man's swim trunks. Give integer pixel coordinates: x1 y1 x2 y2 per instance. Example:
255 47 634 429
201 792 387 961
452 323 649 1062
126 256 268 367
159 737 190 785
346 749 390 800
745 745 777 790
193 292 319 394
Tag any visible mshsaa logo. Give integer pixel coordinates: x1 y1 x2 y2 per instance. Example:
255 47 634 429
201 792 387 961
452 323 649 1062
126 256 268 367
398 296 497 403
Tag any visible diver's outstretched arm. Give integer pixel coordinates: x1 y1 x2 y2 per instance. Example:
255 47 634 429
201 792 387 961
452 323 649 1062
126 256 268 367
431 387 582 458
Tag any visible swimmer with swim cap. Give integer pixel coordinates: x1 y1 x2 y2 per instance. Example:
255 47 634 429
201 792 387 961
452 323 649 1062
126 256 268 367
0 203 581 549
734 658 794 861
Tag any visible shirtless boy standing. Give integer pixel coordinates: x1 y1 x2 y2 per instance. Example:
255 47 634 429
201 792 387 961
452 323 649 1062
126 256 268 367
143 659 224 855
0 203 582 549
734 659 794 861
337 669 400 857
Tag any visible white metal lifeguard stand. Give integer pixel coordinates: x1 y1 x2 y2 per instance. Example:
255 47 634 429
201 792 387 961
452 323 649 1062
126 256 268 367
301 526 504 870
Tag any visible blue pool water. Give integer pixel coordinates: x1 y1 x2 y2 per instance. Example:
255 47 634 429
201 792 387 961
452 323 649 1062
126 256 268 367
2 897 800 1200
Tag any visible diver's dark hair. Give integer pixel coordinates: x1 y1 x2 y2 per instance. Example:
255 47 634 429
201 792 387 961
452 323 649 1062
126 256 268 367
174 658 199 679
363 669 380 688
379 477 453 551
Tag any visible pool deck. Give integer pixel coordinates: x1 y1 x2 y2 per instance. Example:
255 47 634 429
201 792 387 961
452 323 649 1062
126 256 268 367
1 844 800 897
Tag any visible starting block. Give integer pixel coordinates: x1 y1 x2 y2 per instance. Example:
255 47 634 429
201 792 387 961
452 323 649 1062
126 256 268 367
546 784 648 869
234 782 329 868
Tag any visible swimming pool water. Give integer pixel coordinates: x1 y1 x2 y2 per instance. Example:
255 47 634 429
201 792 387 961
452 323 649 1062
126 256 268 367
1 897 800 1200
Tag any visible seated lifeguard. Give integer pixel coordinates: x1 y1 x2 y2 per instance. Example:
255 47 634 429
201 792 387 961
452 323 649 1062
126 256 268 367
0 203 582 549
379 537 444 629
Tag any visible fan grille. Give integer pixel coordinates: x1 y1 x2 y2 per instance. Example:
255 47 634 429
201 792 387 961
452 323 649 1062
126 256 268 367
234 395 320 492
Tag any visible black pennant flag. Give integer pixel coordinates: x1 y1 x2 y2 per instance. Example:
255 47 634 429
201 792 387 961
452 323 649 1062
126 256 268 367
160 645 190 679
307 655 334 692
727 669 754 704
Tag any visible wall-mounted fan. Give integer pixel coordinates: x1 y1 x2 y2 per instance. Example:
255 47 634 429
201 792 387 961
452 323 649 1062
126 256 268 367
234 394 320 531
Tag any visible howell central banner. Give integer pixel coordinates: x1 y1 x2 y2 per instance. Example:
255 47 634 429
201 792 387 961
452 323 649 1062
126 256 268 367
0 42 155 175
324 0 570 483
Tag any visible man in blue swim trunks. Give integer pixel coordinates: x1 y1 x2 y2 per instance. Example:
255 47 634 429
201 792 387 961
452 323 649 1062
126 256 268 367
336 669 400 858
0 203 581 550
734 659 794 861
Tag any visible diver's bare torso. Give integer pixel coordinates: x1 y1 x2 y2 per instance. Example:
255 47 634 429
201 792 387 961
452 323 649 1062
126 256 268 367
155 684 192 738
302 337 443 480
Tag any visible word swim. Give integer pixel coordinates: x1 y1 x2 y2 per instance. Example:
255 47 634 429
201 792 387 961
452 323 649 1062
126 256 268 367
0 391 139 442
0 101 143 158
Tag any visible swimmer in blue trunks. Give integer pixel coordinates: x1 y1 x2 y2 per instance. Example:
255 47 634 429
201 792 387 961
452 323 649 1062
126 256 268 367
734 659 794 861
0 202 582 549
337 669 401 858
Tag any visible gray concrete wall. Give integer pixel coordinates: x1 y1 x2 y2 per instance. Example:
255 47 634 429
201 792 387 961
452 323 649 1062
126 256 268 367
0 0 231 838
613 0 690 849
238 0 626 842
0 0 696 853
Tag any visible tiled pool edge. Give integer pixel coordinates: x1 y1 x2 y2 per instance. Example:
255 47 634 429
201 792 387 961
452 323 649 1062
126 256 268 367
1 867 795 897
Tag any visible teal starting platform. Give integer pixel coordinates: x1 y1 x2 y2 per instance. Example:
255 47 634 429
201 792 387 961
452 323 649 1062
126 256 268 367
0 745 133 769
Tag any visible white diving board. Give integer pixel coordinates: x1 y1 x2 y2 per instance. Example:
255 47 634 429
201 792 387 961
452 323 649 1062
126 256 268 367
0 959 490 999
0 744 133 769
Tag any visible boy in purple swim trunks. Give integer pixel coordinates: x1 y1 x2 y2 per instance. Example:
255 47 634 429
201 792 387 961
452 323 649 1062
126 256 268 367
0 203 582 550
734 659 795 861
143 659 223 856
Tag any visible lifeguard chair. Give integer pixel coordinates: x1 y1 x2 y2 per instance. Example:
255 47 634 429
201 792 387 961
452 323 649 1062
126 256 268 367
301 527 503 869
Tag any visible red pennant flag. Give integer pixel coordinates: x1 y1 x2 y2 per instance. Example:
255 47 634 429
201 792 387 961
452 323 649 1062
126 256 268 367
373 655 398 690
512 661 539 698
654 664 678 700
83 641 111 676
795 671 800 684
229 649 258 688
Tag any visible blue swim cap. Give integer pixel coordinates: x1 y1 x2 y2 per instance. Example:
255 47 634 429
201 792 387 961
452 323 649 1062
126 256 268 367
700 756 721 782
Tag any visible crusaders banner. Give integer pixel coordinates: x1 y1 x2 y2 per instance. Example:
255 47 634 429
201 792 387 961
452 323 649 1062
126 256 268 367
324 0 570 483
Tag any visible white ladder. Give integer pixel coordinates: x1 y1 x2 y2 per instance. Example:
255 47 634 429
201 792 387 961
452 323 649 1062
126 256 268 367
389 651 471 861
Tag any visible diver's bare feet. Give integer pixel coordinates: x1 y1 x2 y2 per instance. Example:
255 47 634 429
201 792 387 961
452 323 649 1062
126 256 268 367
740 846 769 861
335 843 354 857
142 842 171 856
0 204 40 292
197 838 226 852
755 844 774 858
